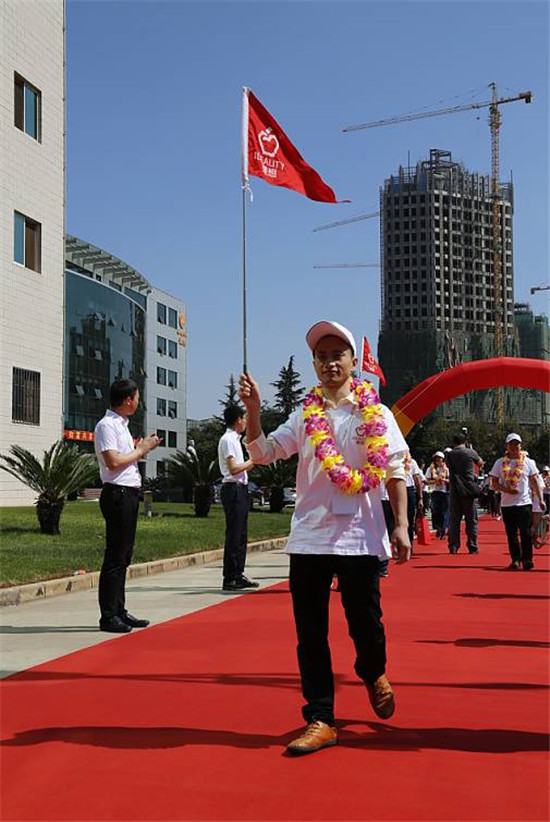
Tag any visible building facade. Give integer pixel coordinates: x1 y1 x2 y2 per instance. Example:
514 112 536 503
513 302 550 429
378 149 519 422
0 0 65 505
64 236 187 479
145 286 187 478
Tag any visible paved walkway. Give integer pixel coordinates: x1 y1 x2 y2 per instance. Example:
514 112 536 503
0 548 290 679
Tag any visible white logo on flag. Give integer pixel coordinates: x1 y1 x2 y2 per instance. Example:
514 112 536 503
258 128 280 157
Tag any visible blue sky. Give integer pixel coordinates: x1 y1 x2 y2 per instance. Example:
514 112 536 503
66 0 549 420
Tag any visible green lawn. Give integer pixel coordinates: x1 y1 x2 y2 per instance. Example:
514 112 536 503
0 501 292 587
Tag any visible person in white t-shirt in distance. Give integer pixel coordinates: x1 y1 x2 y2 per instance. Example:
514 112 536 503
530 471 547 550
425 451 450 539
489 433 546 571
217 405 258 592
94 379 161 633
404 453 424 553
239 320 411 756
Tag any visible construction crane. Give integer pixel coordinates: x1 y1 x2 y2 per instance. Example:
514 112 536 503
530 283 550 295
344 83 533 425
313 210 380 232
313 263 380 269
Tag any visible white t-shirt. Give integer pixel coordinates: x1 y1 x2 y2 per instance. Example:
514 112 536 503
94 409 141 488
247 398 408 557
218 429 248 485
489 455 539 507
405 457 423 489
531 474 545 514
425 463 450 493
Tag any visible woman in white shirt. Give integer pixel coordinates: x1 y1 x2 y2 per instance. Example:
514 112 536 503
425 452 450 539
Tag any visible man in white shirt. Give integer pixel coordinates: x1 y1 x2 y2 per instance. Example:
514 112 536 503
239 320 410 756
218 405 258 591
489 433 545 570
94 379 161 633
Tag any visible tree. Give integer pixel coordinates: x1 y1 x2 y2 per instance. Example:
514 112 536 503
271 356 304 419
0 441 99 534
166 445 221 517
214 374 239 424
186 419 224 466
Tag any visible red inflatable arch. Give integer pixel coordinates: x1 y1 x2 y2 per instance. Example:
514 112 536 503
391 357 550 436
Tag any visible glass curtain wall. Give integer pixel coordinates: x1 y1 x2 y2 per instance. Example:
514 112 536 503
65 271 146 439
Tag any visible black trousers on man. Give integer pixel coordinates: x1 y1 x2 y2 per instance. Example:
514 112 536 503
221 482 249 583
99 483 140 620
501 504 533 566
289 553 386 726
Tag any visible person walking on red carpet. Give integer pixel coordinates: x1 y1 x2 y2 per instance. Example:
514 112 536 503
94 379 161 633
446 433 482 555
489 433 546 570
240 320 411 756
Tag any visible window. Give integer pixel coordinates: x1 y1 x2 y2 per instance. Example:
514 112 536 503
156 428 166 442
14 74 41 140
14 212 41 272
157 336 166 355
157 302 166 324
12 368 40 425
157 366 166 385
168 307 178 328
157 398 166 416
157 461 166 476
168 431 177 448
168 340 178 359
168 400 177 419
168 370 177 389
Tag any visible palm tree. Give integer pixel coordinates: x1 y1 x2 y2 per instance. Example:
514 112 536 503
166 445 221 517
0 441 99 534
253 460 297 513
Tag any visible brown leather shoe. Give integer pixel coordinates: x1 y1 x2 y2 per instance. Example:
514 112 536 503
366 675 395 719
286 721 338 755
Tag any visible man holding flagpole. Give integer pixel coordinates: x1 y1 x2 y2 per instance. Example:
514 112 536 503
240 320 410 756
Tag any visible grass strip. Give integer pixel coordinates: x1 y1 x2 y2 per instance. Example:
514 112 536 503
0 501 292 587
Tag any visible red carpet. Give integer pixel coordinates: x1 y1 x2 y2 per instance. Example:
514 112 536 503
1 516 548 822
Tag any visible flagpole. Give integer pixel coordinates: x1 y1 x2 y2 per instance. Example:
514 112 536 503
242 186 248 373
241 87 250 373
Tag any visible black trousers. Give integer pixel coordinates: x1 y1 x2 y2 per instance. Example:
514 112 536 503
289 553 386 725
501 504 533 565
406 486 417 548
431 491 449 536
221 483 249 583
98 483 140 620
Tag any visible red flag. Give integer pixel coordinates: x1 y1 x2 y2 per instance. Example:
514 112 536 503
361 336 387 386
242 88 347 203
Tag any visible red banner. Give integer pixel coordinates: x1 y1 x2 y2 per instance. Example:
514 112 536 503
361 336 386 386
63 429 94 442
245 89 347 203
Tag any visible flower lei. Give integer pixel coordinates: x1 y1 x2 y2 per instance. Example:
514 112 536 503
404 452 412 475
302 378 389 494
502 450 527 490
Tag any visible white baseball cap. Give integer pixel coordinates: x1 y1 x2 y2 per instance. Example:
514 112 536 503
306 320 357 356
505 433 522 444
433 451 445 459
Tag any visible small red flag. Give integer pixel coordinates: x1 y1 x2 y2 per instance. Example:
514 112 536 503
361 336 387 386
242 88 347 203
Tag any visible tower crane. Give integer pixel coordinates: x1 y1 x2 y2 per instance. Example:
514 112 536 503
530 284 550 295
344 83 533 425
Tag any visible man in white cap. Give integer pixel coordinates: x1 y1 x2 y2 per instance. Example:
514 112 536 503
239 320 411 755
489 433 545 570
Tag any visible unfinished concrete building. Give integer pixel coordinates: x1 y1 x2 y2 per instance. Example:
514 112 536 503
378 149 519 423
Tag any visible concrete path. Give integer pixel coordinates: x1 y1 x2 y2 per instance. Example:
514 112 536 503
0 547 290 679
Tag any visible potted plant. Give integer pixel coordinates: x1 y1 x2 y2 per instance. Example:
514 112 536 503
253 460 297 513
166 445 220 517
0 441 99 534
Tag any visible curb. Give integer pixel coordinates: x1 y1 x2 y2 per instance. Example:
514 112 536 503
0 537 288 608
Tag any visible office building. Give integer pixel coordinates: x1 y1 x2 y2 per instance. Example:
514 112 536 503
0 0 65 505
378 149 518 422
